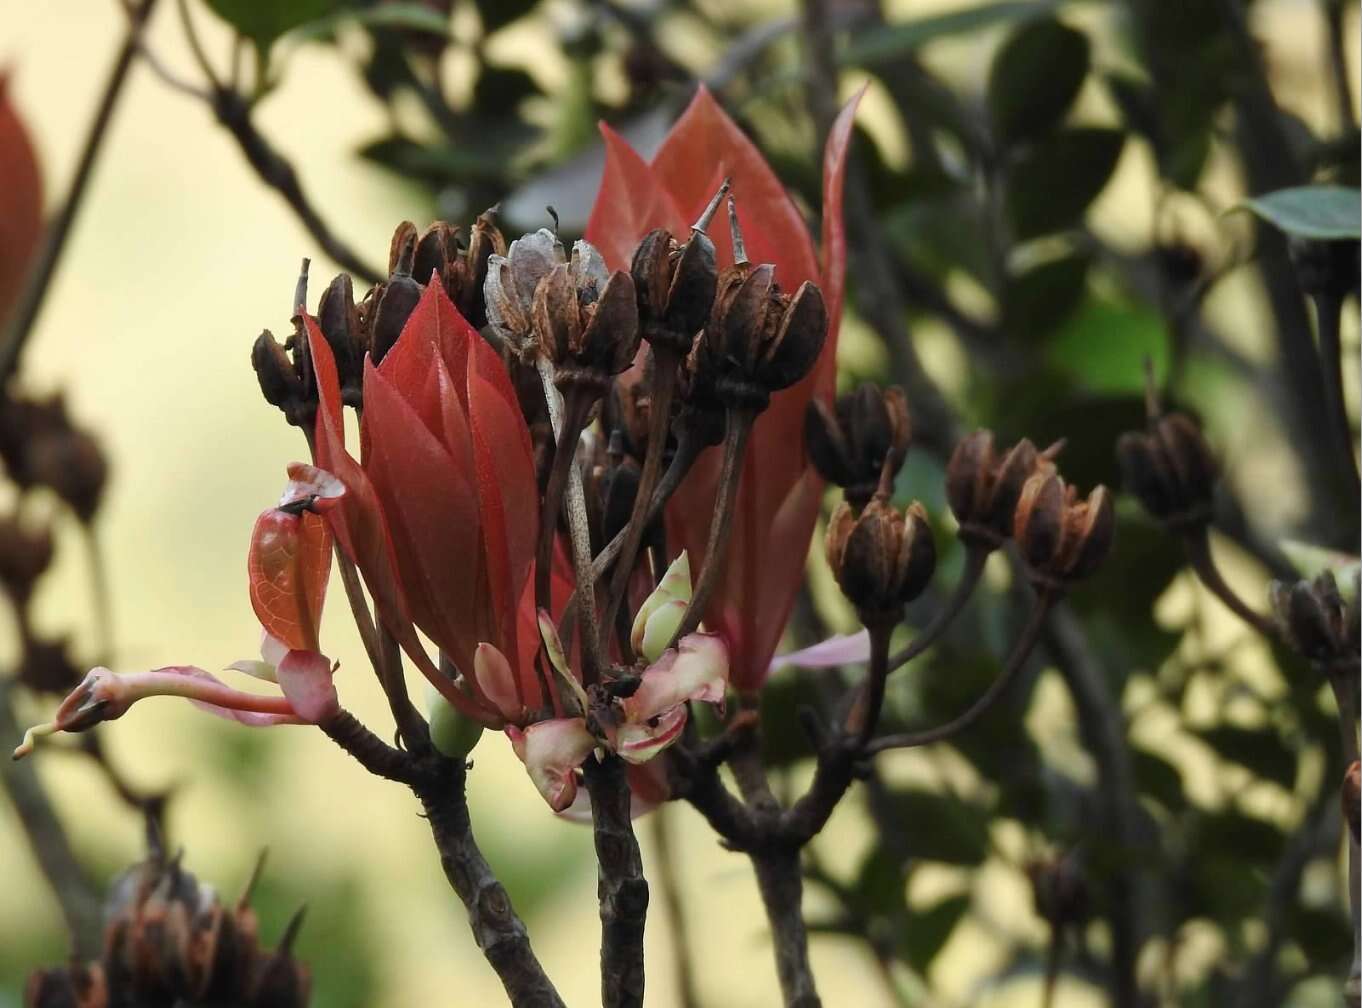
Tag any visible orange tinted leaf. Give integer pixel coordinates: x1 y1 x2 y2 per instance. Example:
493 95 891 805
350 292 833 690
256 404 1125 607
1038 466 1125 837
0 74 43 325
247 509 331 652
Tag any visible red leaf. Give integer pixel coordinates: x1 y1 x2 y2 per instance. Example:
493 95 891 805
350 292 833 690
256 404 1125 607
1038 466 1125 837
247 509 332 653
818 85 865 399
0 74 42 326
651 85 819 287
584 124 687 271
378 279 476 431
361 358 480 668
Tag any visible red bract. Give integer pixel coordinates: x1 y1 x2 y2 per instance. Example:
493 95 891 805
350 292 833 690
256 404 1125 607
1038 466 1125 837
585 85 863 692
0 73 43 325
304 281 546 724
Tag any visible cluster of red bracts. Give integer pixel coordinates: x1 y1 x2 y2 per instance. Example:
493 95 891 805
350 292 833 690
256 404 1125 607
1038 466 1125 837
16 87 864 816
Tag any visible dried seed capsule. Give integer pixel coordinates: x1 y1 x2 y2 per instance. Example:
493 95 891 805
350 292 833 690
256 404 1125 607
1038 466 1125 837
0 514 52 604
1289 237 1360 301
16 636 82 695
805 384 911 509
532 240 640 396
29 429 107 523
485 228 565 357
631 224 719 353
369 223 424 364
250 330 306 425
1269 570 1355 662
826 498 936 620
316 274 365 408
1116 411 1218 529
946 430 1047 548
1014 473 1114 589
1027 853 1089 929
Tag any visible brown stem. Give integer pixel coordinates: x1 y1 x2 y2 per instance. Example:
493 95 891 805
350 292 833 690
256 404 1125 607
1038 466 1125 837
321 708 565 1006
649 803 700 1008
750 846 821 1008
1181 526 1280 639
535 389 590 614
583 755 648 1008
0 0 160 382
1312 290 1360 502
599 347 679 652
867 594 1052 753
845 621 894 751
415 760 568 1008
1322 0 1356 129
376 624 428 751
888 542 989 671
0 682 102 955
207 88 382 284
671 410 753 644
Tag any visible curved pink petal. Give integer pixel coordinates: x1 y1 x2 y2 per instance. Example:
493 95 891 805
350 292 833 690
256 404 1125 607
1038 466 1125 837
275 649 339 724
474 642 523 724
508 718 596 812
768 629 872 674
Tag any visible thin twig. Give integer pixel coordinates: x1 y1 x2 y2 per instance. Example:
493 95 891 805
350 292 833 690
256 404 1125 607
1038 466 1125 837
868 595 1052 753
0 0 160 382
887 543 989 672
1180 526 1280 639
0 681 102 955
1311 289 1360 501
649 803 700 1008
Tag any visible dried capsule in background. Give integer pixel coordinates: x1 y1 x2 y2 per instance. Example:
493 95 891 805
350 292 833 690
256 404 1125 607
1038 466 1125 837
251 330 307 426
805 384 911 509
485 228 566 357
316 273 365 408
29 428 107 523
532 241 640 395
946 430 1048 549
1116 411 1218 529
1013 472 1114 589
1269 571 1356 663
1027 852 1089 930
826 498 936 620
0 513 52 604
368 222 424 364
631 224 719 352
699 262 827 409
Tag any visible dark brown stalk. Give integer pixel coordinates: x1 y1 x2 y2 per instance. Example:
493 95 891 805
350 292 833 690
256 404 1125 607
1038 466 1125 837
1322 0 1356 129
376 624 428 751
888 543 990 671
584 755 649 1008
1312 290 1360 500
599 347 680 652
208 88 382 284
1180 526 1280 639
670 410 753 643
0 682 102 954
535 389 592 613
0 0 160 382
751 845 821 1008
845 620 896 750
649 804 700 1008
321 709 565 1006
868 594 1052 753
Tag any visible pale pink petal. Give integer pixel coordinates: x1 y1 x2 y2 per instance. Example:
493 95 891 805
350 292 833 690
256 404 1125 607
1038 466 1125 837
260 630 289 667
474 642 523 723
274 650 339 724
280 462 345 511
623 632 729 723
767 630 871 674
507 718 596 812
613 703 687 765
555 762 668 823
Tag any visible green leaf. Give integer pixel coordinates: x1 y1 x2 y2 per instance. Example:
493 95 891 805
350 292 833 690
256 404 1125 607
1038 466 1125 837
843 1 1067 68
1196 724 1298 788
1239 185 1361 240
204 0 338 54
1046 296 1168 395
988 18 1090 144
1006 127 1125 240
899 893 970 972
289 3 453 43
880 789 991 865
1004 253 1090 338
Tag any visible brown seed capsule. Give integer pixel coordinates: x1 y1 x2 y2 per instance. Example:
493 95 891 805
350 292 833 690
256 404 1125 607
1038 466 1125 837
24 963 107 1008
16 635 82 694
251 330 307 425
1014 473 1114 589
631 225 719 353
805 384 911 510
0 514 52 604
699 262 828 410
369 223 424 364
1290 237 1361 301
1027 853 1089 929
29 429 107 523
827 498 936 620
1116 411 1218 529
946 431 1048 549
1269 571 1356 663
316 274 365 408
532 241 640 395
451 209 507 328
485 228 566 357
